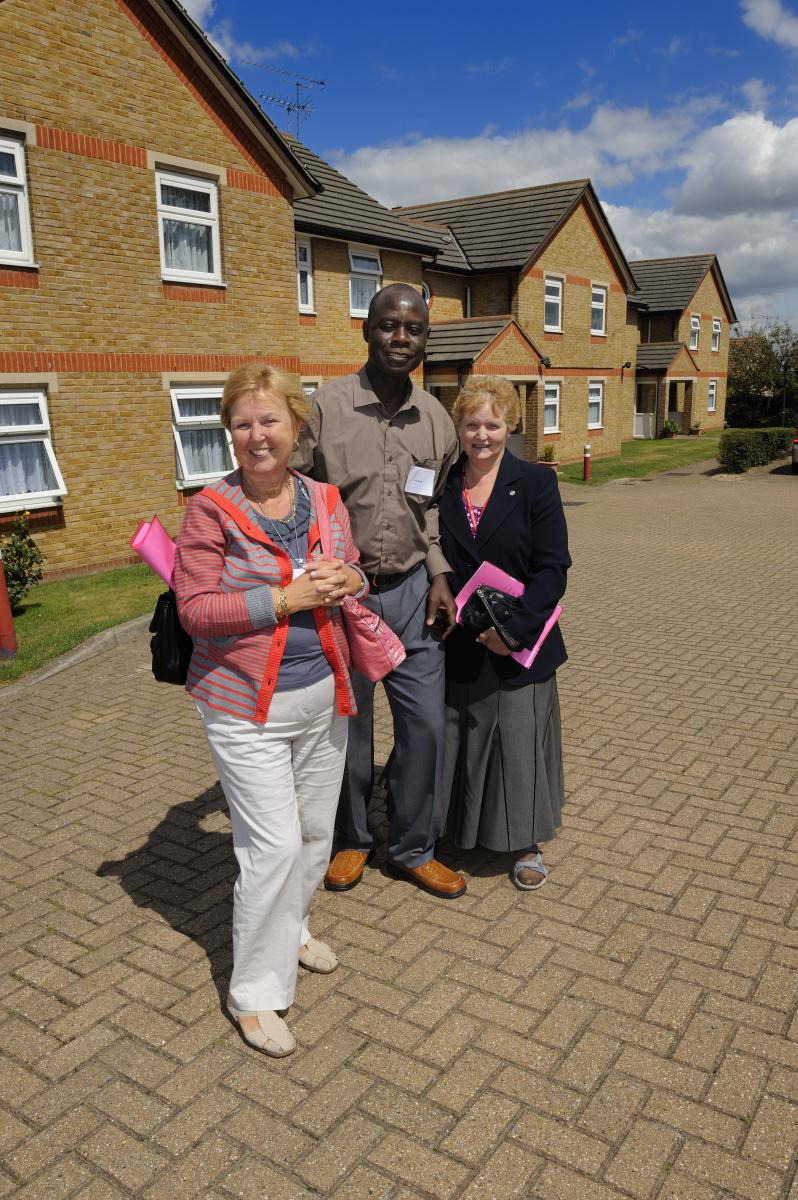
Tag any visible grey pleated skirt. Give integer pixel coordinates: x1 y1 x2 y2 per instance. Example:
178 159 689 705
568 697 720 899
442 660 564 853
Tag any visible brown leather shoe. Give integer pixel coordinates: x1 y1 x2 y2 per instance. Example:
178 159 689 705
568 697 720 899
386 858 466 899
324 849 370 891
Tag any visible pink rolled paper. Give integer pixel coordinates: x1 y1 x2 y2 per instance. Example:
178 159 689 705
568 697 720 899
454 560 562 669
130 514 176 587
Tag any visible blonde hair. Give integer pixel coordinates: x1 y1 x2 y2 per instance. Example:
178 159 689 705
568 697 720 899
220 364 309 432
451 375 520 430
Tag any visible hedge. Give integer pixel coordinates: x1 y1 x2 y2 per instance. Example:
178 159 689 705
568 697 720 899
717 427 794 473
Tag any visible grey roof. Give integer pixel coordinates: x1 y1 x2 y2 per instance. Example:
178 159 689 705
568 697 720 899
630 255 737 321
636 342 691 372
286 136 444 256
396 181 638 290
425 317 540 364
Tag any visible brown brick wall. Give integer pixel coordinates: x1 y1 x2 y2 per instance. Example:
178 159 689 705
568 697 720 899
677 272 729 430
514 203 638 461
423 271 468 321
0 0 301 570
471 273 512 317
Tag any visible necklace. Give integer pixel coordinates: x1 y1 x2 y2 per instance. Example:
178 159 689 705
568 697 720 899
245 474 295 522
247 475 306 569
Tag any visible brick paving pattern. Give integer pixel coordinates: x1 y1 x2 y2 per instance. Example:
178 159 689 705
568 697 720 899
1 459 797 1198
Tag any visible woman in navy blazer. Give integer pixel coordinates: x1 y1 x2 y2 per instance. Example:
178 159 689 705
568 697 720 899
439 376 571 889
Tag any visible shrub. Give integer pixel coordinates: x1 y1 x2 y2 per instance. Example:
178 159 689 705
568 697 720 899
0 513 45 613
661 420 679 437
717 427 794 474
539 443 558 462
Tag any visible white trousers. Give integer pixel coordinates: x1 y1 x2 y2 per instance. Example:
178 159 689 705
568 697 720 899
197 674 347 1011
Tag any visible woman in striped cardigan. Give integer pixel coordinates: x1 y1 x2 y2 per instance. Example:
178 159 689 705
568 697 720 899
174 364 367 1058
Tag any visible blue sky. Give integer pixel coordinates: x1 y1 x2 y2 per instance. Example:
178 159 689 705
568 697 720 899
183 0 798 326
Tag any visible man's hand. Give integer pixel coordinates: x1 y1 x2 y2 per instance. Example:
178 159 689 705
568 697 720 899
425 574 456 639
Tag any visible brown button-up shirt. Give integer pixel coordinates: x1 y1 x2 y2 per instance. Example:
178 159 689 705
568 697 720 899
293 368 458 578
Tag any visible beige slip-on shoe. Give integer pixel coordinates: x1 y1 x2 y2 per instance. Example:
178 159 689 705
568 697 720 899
299 937 339 973
227 1004 296 1057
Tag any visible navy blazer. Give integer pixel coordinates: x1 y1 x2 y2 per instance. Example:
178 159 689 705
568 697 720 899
440 450 571 688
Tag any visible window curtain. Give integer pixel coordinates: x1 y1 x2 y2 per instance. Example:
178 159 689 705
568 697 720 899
0 441 56 496
351 275 377 313
175 395 220 420
1 402 42 427
178 429 229 477
0 191 22 253
163 219 212 274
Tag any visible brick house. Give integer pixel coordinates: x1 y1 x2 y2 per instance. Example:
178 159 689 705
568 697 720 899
0 0 318 573
2 0 738 574
630 256 737 436
395 182 642 464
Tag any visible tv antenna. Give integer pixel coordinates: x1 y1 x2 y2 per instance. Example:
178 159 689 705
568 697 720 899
243 63 326 137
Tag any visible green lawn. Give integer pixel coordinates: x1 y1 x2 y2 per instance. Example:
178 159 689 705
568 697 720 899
0 562 163 685
558 432 724 485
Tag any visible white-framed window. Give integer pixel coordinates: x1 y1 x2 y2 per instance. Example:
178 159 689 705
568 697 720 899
296 237 314 312
301 379 320 397
711 318 721 352
707 379 717 412
0 390 67 509
349 245 382 317
543 382 560 433
0 135 34 266
156 170 222 284
689 313 700 350
544 276 563 331
591 285 607 335
170 386 234 486
421 280 431 305
588 381 603 429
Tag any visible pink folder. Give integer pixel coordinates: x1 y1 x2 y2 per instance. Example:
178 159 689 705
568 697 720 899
130 515 176 587
454 561 562 669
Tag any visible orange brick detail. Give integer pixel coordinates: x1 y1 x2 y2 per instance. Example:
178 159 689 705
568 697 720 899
115 0 291 199
300 362 364 377
0 268 40 289
0 351 300 374
162 282 227 303
36 124 147 167
566 274 591 288
226 168 284 198
350 317 364 329
475 362 545 376
299 314 317 326
544 332 563 341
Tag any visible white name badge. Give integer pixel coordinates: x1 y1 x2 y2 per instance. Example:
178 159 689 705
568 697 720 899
292 567 305 581
404 465 436 497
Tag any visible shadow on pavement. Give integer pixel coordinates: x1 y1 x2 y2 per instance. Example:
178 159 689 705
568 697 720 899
97 784 236 1006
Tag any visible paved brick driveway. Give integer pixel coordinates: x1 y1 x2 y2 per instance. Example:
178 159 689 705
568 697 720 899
1 459 797 1199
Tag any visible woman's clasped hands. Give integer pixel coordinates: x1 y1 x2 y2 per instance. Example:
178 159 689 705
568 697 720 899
283 556 357 613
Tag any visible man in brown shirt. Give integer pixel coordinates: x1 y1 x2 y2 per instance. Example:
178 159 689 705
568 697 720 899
295 284 466 898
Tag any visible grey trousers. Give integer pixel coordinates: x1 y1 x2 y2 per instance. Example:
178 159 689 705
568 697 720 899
336 565 446 868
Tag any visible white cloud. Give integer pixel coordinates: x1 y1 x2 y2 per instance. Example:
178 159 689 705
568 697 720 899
207 20 299 64
607 202 798 315
329 102 704 207
741 77 774 108
178 0 215 22
741 0 798 50
674 111 798 216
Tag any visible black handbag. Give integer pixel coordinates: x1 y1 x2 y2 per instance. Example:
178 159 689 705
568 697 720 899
149 588 193 684
460 585 522 651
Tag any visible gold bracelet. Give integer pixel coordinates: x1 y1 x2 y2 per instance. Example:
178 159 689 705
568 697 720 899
273 585 288 621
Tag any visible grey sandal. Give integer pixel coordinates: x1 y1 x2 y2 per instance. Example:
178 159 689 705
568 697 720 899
512 851 548 891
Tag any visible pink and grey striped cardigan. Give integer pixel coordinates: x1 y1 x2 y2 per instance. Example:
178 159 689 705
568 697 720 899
174 470 363 724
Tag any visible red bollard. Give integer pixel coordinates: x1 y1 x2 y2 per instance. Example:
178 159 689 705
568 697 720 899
0 549 17 658
583 442 591 482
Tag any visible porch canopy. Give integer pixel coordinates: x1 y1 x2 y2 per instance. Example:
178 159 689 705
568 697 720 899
634 342 699 437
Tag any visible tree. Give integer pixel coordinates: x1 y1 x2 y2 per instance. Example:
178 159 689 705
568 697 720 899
727 323 798 427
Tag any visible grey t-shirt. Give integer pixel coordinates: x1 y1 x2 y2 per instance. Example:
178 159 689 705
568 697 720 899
252 483 331 694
